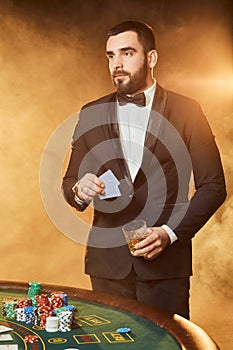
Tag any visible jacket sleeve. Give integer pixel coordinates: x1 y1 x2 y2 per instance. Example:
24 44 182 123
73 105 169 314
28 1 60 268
62 93 117 212
169 102 227 244
62 110 90 212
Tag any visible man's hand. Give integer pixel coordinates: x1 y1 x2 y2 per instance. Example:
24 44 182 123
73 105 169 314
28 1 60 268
74 173 105 201
133 227 170 260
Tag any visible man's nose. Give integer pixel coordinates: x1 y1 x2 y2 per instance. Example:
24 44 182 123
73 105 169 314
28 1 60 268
112 55 123 70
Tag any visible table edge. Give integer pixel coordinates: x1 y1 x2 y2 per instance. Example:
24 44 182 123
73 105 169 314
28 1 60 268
0 281 220 350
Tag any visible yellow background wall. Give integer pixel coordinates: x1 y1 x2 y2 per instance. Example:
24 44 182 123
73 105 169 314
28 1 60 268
0 1 232 349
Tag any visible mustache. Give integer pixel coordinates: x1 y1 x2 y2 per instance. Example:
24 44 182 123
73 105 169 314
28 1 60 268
112 69 129 77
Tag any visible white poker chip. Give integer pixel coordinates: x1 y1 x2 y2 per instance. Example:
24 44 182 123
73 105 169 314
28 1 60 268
116 327 131 333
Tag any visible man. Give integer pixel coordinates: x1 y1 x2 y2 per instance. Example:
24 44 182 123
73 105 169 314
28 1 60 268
62 21 226 319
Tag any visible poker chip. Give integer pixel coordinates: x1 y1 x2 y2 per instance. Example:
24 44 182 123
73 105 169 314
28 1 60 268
24 306 36 314
25 313 35 325
15 307 26 322
34 308 40 326
17 297 32 308
36 294 50 306
51 291 65 295
27 282 42 307
58 310 73 332
28 282 42 297
54 305 76 315
4 301 17 319
56 293 68 305
46 316 59 332
51 294 64 309
24 334 39 343
66 305 76 312
116 327 131 333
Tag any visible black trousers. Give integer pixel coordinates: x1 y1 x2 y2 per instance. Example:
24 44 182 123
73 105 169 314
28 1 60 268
90 268 190 319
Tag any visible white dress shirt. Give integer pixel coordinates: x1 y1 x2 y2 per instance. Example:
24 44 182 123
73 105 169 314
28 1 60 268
117 81 178 244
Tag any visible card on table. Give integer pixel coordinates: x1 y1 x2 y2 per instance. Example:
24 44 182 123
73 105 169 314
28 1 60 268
0 327 13 334
0 334 13 342
0 345 18 350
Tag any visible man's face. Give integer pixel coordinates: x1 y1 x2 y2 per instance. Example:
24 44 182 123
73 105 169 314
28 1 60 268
106 31 150 95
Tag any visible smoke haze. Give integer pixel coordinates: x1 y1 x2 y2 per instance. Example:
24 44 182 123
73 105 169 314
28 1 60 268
0 0 232 348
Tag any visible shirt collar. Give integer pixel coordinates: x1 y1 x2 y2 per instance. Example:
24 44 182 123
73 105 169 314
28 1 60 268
143 79 156 106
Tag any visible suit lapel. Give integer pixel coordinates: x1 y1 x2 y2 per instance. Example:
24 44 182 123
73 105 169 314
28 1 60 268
103 93 132 182
134 84 168 185
145 83 168 149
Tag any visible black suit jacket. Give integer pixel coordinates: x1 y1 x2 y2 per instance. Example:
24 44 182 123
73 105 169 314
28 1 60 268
62 84 226 280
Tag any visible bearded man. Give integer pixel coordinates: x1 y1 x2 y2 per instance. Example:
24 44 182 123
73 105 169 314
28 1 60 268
62 21 226 319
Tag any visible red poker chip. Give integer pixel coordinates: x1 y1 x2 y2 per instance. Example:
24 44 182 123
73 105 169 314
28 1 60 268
17 297 32 308
38 305 52 312
24 335 39 343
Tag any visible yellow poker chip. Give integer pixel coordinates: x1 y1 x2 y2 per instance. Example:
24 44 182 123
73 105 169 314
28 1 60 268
116 327 131 333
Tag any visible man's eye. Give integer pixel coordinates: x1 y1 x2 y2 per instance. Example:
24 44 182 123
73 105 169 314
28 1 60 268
106 54 114 60
124 51 133 57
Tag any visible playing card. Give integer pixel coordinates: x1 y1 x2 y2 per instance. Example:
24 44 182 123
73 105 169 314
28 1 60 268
0 334 13 341
99 170 121 199
0 327 13 334
0 345 18 350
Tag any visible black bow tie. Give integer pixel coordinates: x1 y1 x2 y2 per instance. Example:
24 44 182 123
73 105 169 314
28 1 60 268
117 92 146 107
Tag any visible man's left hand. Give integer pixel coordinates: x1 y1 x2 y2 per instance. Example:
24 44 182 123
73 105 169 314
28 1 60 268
133 227 170 260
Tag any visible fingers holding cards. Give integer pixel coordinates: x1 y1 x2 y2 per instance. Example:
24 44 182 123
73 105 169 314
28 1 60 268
98 170 121 200
77 170 121 201
77 173 105 200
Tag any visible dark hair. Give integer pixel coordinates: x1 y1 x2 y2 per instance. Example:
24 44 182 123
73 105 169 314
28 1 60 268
107 20 156 52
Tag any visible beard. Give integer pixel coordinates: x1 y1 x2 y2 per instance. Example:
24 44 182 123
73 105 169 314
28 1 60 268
112 56 148 95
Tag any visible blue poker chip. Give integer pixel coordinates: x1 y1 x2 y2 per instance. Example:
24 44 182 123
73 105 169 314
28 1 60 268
116 327 131 333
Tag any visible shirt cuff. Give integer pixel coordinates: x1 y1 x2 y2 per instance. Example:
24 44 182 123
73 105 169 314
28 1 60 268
162 224 178 244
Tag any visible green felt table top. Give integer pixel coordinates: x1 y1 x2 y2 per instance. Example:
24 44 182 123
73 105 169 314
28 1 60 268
0 289 181 350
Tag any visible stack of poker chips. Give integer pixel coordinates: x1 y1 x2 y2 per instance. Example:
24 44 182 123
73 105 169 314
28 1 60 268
17 297 32 308
28 282 42 306
15 307 26 322
1 283 77 332
51 292 68 305
46 316 59 332
24 306 36 325
24 335 39 343
50 294 64 310
54 305 76 324
15 298 32 322
36 294 54 329
38 306 54 329
57 310 73 332
2 298 17 319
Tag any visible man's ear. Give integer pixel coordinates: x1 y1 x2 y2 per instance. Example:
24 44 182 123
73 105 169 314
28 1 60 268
147 50 158 68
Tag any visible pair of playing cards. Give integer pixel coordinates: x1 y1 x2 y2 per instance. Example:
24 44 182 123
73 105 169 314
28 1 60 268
0 326 17 349
98 170 121 200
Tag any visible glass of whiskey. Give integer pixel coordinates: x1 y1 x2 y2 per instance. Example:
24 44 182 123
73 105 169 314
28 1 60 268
122 220 148 256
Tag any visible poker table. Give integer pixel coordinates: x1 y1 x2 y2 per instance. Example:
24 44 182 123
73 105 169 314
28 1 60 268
0 281 219 350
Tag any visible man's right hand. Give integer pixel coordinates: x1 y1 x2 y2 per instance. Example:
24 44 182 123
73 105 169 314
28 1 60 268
74 173 105 201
